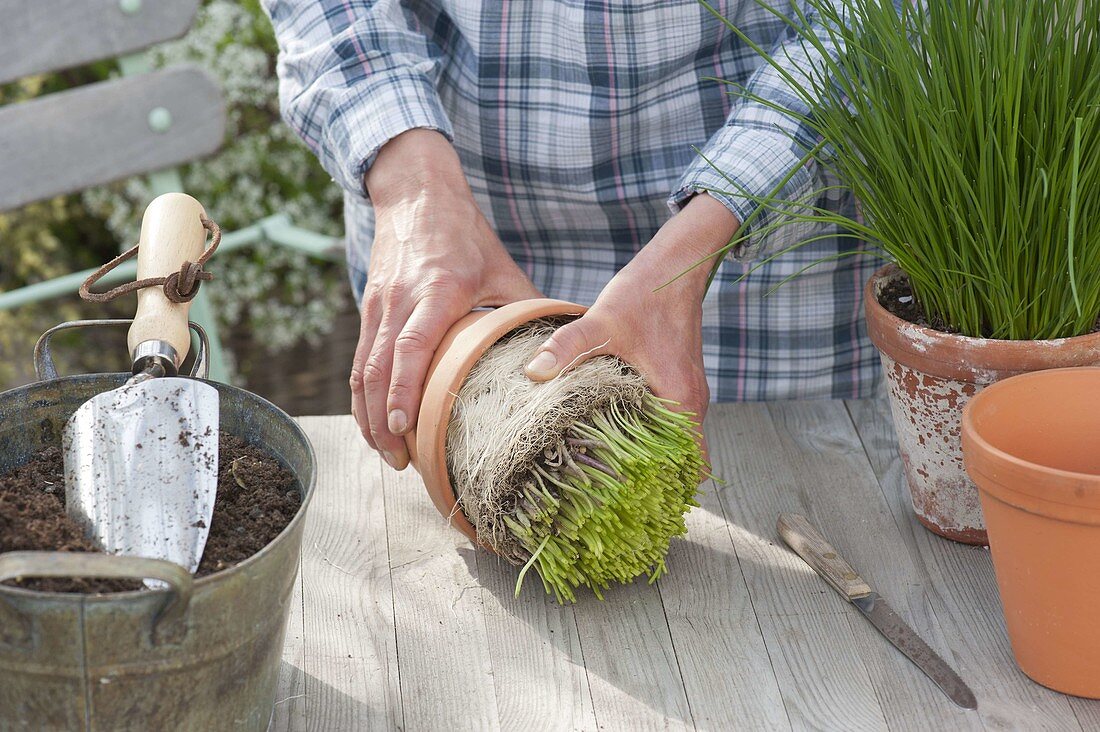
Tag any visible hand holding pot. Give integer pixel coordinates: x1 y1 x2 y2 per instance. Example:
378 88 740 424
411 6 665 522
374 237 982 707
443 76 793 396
524 194 740 457
353 130 542 470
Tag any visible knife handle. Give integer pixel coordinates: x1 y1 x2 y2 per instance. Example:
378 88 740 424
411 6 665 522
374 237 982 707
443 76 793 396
777 513 872 601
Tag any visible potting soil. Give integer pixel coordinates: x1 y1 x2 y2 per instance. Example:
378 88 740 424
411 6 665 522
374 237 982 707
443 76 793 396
0 434 300 593
883 275 1100 335
879 276 957 333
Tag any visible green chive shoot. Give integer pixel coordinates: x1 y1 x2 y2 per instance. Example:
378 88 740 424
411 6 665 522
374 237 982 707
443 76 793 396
700 0 1100 340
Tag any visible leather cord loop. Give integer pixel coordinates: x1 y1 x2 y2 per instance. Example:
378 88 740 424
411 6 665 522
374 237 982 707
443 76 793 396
79 216 221 304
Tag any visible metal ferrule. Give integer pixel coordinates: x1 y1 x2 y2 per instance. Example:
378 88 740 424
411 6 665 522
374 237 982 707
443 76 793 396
131 339 179 377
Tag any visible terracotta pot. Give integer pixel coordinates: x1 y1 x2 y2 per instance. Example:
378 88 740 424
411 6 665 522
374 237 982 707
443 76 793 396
404 299 587 546
962 367 1100 697
865 264 1100 544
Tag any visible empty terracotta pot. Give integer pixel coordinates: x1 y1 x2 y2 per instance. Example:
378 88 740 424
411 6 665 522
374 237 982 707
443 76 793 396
962 367 1100 697
403 299 587 546
866 264 1100 544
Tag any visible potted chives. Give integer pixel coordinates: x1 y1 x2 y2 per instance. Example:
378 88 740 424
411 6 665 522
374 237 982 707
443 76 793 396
705 0 1100 543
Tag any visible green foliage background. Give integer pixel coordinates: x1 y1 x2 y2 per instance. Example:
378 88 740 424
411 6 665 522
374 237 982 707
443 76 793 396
0 0 347 386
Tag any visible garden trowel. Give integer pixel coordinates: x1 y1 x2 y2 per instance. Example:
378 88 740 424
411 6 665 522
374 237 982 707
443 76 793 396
63 193 218 574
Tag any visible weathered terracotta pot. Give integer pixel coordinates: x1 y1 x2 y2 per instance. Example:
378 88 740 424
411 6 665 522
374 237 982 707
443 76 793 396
962 367 1100 697
865 264 1100 544
403 299 586 546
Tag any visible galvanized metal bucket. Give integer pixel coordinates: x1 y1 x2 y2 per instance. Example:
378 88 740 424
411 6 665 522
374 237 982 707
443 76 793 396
0 322 315 730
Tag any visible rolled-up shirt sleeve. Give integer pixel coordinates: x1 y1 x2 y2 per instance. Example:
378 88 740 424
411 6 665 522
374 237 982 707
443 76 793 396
263 0 454 199
669 5 845 261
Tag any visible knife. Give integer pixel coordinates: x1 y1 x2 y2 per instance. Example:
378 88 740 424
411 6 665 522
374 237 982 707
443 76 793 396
777 513 977 710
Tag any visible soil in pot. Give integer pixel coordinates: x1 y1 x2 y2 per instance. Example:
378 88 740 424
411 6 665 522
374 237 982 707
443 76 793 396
0 433 301 593
879 272 1100 336
446 317 704 603
878 276 956 334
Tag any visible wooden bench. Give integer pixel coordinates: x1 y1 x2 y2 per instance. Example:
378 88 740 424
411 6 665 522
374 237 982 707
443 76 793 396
0 0 224 211
0 0 342 381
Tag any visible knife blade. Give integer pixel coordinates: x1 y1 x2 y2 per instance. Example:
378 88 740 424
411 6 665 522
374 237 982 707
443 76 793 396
777 513 978 710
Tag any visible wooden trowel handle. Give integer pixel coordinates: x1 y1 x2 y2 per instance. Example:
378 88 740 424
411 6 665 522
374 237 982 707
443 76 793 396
126 193 208 370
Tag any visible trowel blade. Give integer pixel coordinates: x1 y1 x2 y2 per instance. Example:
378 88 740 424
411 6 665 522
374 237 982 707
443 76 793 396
62 377 219 573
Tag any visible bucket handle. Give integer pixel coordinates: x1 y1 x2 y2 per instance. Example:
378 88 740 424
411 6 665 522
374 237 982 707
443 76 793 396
33 319 211 382
0 552 193 646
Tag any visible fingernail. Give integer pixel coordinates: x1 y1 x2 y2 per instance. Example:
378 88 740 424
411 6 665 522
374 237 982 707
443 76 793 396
388 409 407 434
382 451 397 469
525 350 557 377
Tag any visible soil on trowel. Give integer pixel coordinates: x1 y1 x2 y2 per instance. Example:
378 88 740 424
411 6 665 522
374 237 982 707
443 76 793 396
0 434 301 593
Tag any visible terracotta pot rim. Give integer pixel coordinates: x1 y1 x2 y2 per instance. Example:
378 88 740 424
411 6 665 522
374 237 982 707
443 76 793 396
962 367 1100 503
977 488 1100 528
865 264 1100 379
408 298 588 546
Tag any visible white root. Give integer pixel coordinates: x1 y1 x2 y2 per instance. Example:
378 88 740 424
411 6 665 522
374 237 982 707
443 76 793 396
445 318 647 563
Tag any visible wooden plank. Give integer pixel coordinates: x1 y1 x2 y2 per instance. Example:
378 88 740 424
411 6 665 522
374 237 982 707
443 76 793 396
385 426 693 730
475 447 698 730
706 402 886 731
0 67 224 211
570 578 696 731
473 554 599 731
764 401 983 732
1070 700 1100 730
656 473 791 731
846 397 1090 731
707 400 981 731
293 417 402 730
0 0 200 84
381 437 501 731
270 555 306 731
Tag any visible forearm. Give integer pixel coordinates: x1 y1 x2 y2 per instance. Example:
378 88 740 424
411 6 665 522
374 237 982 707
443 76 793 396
630 193 741 299
365 129 469 208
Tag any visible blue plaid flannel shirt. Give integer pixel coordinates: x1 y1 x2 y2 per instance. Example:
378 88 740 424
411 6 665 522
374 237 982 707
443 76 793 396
263 0 881 401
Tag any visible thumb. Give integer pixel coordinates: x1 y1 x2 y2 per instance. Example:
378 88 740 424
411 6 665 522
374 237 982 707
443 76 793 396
524 315 611 382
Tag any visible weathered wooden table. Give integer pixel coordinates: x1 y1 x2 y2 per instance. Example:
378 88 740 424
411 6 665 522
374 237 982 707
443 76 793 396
274 401 1100 731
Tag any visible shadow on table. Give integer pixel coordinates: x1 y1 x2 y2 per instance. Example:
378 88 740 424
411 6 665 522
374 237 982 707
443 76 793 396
270 661 381 730
459 523 770 728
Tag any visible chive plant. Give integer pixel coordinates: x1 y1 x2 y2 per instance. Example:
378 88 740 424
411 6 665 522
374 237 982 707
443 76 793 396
447 321 704 604
701 0 1100 339
508 396 702 603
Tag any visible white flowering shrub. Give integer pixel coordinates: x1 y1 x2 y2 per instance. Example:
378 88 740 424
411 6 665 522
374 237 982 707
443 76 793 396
82 0 347 356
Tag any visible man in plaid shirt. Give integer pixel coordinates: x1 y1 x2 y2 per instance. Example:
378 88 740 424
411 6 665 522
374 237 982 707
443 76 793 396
263 0 879 471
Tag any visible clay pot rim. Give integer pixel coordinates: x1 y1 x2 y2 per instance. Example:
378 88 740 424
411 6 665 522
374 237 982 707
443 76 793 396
865 264 1100 378
408 299 588 547
963 367 1100 504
